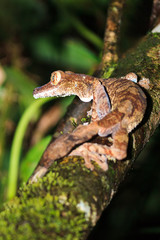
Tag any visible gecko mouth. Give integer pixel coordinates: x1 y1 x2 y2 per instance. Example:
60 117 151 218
33 87 70 99
33 87 44 99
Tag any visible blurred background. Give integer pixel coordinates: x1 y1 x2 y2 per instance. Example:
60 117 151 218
0 0 160 239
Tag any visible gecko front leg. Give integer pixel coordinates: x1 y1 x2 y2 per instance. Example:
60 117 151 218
91 81 111 122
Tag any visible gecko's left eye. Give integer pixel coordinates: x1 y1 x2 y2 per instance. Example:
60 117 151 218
50 71 62 85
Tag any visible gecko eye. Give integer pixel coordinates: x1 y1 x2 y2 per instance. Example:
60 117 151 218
50 71 61 85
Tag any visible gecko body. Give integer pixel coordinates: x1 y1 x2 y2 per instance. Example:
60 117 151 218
30 71 147 183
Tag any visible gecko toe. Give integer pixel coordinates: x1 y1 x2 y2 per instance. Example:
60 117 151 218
69 143 108 171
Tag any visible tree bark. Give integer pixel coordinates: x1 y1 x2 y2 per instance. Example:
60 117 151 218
0 32 160 240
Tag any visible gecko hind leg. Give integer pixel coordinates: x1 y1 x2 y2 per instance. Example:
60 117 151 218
69 127 128 171
109 126 128 160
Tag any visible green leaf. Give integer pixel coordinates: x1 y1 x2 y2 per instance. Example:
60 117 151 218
62 40 99 70
20 135 52 183
30 36 59 63
31 37 99 71
5 67 36 106
7 98 52 200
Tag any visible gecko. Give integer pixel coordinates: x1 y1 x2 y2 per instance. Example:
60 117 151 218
29 71 147 183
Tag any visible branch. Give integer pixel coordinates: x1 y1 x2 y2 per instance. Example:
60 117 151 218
150 0 160 29
102 0 126 68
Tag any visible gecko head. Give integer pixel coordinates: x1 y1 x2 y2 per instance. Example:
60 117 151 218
33 70 94 101
33 70 81 99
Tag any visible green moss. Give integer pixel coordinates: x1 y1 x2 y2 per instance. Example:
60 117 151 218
81 116 91 124
150 32 159 38
0 157 112 239
0 194 87 239
102 63 117 79
70 117 78 127
112 33 160 80
0 170 88 240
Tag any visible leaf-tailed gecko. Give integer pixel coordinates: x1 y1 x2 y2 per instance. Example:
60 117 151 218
29 71 147 183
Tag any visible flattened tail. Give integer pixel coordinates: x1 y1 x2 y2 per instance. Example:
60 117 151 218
28 166 48 184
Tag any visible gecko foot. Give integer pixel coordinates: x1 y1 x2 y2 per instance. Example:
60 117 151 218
69 143 108 171
138 77 150 90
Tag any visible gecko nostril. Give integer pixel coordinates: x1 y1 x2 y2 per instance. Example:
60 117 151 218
33 88 36 95
33 87 41 93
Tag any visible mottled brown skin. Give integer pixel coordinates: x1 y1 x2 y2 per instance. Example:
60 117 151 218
29 71 147 183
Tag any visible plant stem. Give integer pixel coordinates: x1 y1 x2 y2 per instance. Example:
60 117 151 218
7 98 51 200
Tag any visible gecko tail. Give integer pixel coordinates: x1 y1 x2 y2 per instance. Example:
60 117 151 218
28 166 48 183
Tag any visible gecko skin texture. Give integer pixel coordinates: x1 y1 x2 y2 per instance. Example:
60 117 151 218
29 71 147 183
